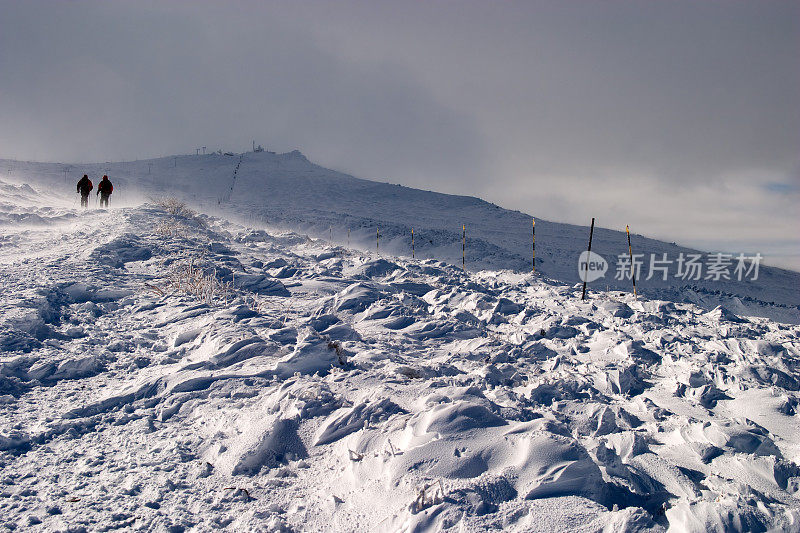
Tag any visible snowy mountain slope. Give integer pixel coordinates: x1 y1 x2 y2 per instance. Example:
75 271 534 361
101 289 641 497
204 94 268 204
1 180 799 531
2 152 798 324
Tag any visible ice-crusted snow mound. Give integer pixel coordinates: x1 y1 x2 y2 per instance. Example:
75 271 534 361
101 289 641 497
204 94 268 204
0 193 799 531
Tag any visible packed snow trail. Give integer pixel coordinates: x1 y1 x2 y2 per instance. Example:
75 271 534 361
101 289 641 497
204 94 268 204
0 181 799 531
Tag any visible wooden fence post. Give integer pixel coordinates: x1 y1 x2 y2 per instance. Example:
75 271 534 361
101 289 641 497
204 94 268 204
581 217 595 300
626 225 637 296
462 224 466 270
532 218 536 272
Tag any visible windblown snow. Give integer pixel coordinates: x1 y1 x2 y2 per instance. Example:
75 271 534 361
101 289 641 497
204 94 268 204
0 159 799 532
3 151 798 324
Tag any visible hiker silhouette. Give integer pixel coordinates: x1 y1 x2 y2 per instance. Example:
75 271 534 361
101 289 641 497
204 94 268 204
97 175 113 208
76 175 92 208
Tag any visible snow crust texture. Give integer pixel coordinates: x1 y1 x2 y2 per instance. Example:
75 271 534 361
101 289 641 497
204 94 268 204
0 178 799 532
3 152 798 324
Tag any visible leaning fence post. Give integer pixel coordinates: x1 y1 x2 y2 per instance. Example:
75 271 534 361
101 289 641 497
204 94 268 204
581 217 595 300
626 225 637 296
462 224 466 270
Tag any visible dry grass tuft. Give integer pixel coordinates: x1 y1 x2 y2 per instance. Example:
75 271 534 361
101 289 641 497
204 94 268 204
149 197 208 238
144 257 233 305
154 220 189 238
411 480 445 512
154 197 196 218
325 338 348 365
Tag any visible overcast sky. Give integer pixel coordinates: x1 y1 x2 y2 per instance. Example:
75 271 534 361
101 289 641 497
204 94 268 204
1 0 798 269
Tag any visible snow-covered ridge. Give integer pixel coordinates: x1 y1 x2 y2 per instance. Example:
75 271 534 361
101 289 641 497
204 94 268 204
2 152 798 324
0 187 798 531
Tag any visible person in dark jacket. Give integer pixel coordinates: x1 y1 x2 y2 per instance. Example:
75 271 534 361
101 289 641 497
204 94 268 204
76 174 93 208
97 175 113 208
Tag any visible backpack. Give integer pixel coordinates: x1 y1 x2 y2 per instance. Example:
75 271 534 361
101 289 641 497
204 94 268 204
79 178 93 194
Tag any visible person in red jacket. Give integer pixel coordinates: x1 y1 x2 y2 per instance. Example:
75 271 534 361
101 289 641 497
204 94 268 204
76 174 92 208
97 175 113 208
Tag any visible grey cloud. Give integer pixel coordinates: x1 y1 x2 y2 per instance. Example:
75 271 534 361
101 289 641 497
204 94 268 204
0 1 488 186
0 0 798 268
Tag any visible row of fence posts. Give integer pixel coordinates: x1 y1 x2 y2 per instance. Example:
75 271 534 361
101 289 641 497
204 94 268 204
578 217 638 300
324 217 639 300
